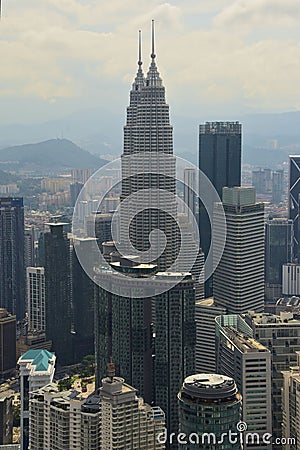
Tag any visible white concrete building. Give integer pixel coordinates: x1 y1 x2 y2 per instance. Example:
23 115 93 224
283 263 300 296
99 366 165 450
18 349 55 450
213 187 265 314
282 351 300 450
216 315 272 449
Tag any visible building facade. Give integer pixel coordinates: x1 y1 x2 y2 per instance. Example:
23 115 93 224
99 363 165 450
120 23 178 271
265 218 293 301
0 197 25 319
213 187 265 314
94 265 195 438
282 263 300 296
282 351 300 450
18 349 56 450
195 297 226 373
245 311 300 443
44 223 72 365
178 373 242 450
216 315 272 449
0 309 16 380
26 267 45 332
289 155 300 257
72 238 96 361
198 121 241 265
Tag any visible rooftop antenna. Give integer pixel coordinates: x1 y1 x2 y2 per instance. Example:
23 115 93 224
151 19 156 59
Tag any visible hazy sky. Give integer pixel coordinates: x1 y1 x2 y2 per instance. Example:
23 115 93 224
1 0 300 124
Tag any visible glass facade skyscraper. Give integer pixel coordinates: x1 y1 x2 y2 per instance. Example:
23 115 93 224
0 197 25 319
265 218 293 301
289 155 300 257
178 373 242 450
44 223 72 365
198 122 241 259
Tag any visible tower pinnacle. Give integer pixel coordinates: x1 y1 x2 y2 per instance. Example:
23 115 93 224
138 29 142 66
151 19 156 59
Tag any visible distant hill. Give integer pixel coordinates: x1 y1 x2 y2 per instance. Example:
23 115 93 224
0 109 300 168
0 139 107 173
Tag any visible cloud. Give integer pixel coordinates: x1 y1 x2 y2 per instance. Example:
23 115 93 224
214 0 300 32
0 0 300 121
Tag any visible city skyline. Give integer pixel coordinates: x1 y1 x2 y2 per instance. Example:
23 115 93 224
1 1 300 126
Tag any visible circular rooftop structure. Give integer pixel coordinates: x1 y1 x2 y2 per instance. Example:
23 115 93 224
180 373 239 403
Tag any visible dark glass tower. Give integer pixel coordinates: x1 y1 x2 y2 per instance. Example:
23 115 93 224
72 238 96 361
199 122 241 295
265 218 293 301
44 223 72 365
0 197 25 320
289 155 300 258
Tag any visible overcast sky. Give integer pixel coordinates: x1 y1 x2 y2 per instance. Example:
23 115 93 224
1 0 300 124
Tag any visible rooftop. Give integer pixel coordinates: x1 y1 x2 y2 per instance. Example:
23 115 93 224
19 349 55 372
223 326 268 353
180 373 240 403
246 311 300 325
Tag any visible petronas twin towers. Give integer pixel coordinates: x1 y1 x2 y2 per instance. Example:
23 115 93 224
120 21 178 270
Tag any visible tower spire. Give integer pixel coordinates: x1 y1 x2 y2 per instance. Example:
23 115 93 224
151 19 156 59
138 29 142 66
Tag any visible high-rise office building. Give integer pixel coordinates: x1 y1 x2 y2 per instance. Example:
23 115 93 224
95 265 195 437
72 238 96 360
216 315 272 449
245 311 300 442
282 263 300 296
44 223 72 365
282 351 300 450
178 373 242 450
198 122 241 260
85 212 112 252
26 267 45 332
18 349 56 450
0 309 16 380
70 181 84 207
213 187 265 314
93 26 196 450
252 168 272 194
272 169 284 203
265 218 293 301
183 168 196 219
71 168 92 184
195 297 226 373
99 362 165 450
289 155 300 256
24 226 35 268
120 23 178 270
0 197 25 319
0 392 14 445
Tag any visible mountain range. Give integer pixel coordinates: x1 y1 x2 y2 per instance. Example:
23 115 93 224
0 109 300 168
